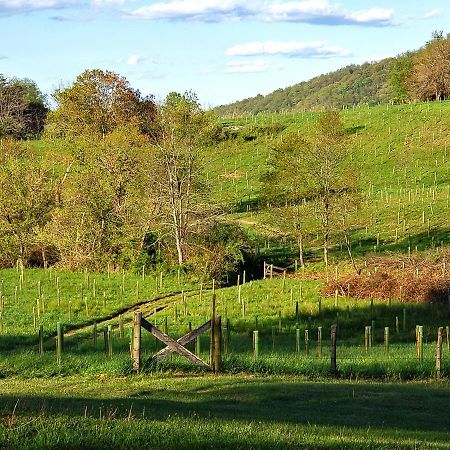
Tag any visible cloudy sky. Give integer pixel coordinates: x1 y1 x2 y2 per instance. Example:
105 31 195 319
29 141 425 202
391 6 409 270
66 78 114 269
0 0 448 106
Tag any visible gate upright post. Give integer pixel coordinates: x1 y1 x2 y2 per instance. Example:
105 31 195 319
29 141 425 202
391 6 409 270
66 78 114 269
133 311 142 373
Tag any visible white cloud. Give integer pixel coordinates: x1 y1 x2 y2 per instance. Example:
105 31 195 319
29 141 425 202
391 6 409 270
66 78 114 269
264 1 394 26
0 0 76 16
127 0 252 21
224 59 283 73
91 0 135 6
227 40 351 58
0 0 395 26
423 8 442 19
126 0 394 26
126 54 147 65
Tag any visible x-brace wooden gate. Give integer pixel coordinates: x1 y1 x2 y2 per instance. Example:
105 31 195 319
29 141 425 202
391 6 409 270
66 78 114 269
131 297 222 373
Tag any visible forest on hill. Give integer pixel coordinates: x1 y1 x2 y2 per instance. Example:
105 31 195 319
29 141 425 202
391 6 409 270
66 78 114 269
215 58 393 115
215 31 450 116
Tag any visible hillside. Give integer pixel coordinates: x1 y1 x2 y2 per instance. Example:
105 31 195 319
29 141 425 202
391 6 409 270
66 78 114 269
215 58 393 116
208 100 450 269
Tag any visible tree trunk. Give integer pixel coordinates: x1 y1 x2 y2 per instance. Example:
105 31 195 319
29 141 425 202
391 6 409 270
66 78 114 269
298 236 305 268
175 232 184 266
344 232 358 274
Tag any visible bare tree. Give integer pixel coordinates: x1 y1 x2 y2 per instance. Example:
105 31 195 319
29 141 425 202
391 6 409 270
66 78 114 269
150 92 217 265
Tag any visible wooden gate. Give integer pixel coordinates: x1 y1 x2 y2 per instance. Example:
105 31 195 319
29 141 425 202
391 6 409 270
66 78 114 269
131 295 222 373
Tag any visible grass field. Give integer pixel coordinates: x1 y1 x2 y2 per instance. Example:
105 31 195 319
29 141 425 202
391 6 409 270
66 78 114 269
4 100 450 448
1 375 450 449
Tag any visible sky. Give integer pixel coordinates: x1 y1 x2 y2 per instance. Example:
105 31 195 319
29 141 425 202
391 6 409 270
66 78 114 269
0 0 449 107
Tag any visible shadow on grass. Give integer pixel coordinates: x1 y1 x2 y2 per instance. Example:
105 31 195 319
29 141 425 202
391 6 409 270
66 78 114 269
1 379 450 433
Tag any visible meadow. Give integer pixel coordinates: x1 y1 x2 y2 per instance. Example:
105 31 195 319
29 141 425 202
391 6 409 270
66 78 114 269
3 100 450 448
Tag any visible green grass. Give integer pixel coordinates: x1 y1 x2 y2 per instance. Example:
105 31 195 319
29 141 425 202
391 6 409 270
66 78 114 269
203 101 450 264
0 268 199 338
1 269 449 380
1 375 450 449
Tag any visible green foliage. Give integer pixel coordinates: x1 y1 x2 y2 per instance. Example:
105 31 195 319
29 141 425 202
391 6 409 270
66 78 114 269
0 140 58 266
190 223 252 282
215 60 392 115
43 126 152 270
0 75 47 138
389 53 413 102
47 69 157 140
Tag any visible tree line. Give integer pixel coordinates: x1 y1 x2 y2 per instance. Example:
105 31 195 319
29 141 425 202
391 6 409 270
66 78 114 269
0 70 249 281
390 31 450 103
0 67 361 280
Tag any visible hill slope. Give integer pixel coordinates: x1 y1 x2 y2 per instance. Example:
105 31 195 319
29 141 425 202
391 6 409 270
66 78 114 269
215 58 393 116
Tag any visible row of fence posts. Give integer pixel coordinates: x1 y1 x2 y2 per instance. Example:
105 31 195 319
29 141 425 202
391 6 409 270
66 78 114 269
37 315 125 364
251 325 337 372
36 313 446 378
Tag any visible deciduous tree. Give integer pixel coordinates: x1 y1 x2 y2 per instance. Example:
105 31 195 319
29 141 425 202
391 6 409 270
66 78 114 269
47 69 157 140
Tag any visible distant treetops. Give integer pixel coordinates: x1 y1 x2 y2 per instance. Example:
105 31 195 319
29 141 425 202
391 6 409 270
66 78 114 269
0 75 47 139
390 31 450 103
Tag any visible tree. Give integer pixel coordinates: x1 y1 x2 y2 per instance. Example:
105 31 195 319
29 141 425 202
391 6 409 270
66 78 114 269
389 53 413 102
44 126 155 270
149 91 218 266
0 75 47 138
47 69 157 140
262 134 315 268
409 33 450 101
0 140 58 266
264 111 360 270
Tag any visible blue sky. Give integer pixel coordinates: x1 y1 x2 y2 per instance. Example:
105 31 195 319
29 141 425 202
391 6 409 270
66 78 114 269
0 0 449 107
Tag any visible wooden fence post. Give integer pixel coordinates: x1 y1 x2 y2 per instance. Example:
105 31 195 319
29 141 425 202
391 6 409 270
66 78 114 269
317 326 322 358
417 325 423 362
384 327 389 354
93 322 97 345
305 329 309 356
446 326 449 351
210 294 216 367
331 324 337 374
364 326 369 352
132 311 142 373
38 324 44 354
253 330 259 360
107 325 113 358
56 321 63 365
436 327 443 379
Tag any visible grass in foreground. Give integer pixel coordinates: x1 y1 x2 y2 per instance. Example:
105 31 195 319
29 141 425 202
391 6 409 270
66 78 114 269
0 375 449 449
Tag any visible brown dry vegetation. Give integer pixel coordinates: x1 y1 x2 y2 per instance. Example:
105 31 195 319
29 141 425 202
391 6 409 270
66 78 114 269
323 252 450 303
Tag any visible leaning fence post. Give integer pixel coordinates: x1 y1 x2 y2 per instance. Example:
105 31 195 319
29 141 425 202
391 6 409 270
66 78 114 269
132 311 142 373
331 324 337 374
436 327 443 379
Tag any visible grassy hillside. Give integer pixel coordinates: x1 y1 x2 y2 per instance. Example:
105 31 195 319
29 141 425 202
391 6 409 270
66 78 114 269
208 100 450 266
2 100 450 449
214 58 392 116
